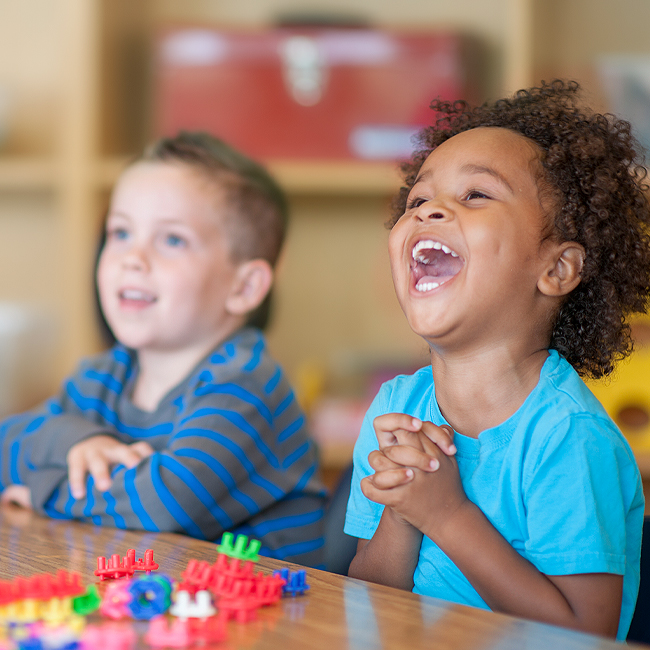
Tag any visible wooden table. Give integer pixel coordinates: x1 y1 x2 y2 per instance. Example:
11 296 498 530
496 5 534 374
0 504 641 649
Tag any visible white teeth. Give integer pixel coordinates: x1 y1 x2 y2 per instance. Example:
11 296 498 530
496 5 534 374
416 281 440 292
121 289 154 301
412 239 459 260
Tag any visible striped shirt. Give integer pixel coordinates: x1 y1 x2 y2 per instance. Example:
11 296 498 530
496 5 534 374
0 327 326 567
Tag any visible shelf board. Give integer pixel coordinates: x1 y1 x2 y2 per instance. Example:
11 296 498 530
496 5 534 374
268 160 402 195
92 156 402 195
0 155 403 196
0 157 58 191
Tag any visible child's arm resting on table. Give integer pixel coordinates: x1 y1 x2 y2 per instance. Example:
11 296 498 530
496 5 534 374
66 435 153 498
357 419 622 638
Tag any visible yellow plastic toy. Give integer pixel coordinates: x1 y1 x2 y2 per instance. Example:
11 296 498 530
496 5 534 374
587 317 650 454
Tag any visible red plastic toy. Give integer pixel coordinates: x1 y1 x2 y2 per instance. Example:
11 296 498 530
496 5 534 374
94 549 158 580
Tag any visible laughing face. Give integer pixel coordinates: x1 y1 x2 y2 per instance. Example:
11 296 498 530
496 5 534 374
97 161 241 354
389 127 557 352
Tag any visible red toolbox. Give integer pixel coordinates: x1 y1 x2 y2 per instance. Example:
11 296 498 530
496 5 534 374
152 27 481 161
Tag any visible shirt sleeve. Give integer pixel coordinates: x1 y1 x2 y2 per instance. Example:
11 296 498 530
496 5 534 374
0 372 126 506
344 389 387 539
33 371 319 541
522 413 643 576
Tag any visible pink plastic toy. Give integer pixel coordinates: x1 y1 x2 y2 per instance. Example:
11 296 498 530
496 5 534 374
81 622 137 650
145 616 191 648
99 581 132 620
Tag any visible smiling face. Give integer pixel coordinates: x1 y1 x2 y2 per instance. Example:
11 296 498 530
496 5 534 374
97 161 244 355
389 127 563 354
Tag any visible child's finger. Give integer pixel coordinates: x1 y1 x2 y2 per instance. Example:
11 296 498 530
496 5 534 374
419 422 457 455
67 454 89 499
0 484 32 509
87 453 113 493
373 413 424 448
367 449 402 472
108 444 149 469
130 441 154 459
372 467 415 490
383 444 441 472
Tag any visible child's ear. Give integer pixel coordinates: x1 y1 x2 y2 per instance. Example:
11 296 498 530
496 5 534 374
538 241 585 297
225 259 274 316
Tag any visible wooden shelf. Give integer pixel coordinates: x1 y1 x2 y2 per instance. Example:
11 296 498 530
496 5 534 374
268 160 401 196
88 156 403 196
0 157 58 191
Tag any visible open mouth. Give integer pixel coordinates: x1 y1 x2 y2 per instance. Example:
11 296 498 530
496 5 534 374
119 288 157 304
411 239 463 292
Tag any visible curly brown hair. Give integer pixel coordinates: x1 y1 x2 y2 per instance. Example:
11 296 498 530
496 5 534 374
390 80 650 379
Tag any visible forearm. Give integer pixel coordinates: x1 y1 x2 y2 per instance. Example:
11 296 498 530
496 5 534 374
427 500 620 636
348 507 422 590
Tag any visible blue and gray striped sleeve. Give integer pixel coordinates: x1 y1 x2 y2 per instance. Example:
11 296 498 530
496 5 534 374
13 329 326 566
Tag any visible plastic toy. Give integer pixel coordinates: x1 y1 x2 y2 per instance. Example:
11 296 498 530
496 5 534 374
39 597 73 626
216 533 261 562
81 622 136 650
94 555 133 581
72 585 101 616
273 568 310 596
99 582 132 620
169 590 215 619
126 575 172 620
94 549 158 581
144 617 191 648
0 571 83 606
126 549 159 574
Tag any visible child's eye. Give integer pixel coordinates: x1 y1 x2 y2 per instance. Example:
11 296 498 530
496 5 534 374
164 233 187 248
107 227 129 241
464 190 490 201
407 197 428 210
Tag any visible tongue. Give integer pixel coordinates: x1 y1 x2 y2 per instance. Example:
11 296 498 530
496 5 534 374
421 254 462 278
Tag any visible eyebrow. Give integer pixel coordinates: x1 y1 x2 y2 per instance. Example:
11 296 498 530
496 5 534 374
460 164 514 194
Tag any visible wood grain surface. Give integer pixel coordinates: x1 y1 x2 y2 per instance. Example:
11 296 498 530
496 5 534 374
0 504 640 649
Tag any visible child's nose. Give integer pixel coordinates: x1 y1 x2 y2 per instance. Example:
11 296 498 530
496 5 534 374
121 245 150 271
414 200 449 222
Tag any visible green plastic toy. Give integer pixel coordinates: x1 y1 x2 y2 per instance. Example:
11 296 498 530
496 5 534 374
217 532 261 562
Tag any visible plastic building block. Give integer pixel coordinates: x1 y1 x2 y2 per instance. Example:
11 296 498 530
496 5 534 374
126 549 158 574
218 595 258 623
169 590 215 619
216 533 261 562
39 597 73 625
99 582 132 620
72 585 101 616
126 575 172 620
0 572 84 607
254 573 285 606
81 623 136 650
144 617 191 648
94 555 133 581
188 616 227 645
272 568 310 596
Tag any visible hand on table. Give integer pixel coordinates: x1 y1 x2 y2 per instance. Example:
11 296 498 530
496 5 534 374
0 484 32 509
67 435 154 499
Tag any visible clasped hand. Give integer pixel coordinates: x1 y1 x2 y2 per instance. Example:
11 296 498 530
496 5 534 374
360 413 468 537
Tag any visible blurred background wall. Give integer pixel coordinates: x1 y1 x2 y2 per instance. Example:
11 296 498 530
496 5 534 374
1 0 650 480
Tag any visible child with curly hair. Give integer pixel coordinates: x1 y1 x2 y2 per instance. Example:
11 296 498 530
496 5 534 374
344 80 650 639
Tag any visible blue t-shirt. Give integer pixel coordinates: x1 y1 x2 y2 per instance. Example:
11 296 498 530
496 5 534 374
344 350 644 640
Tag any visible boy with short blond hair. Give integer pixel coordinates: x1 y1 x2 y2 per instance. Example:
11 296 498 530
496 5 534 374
0 132 326 567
